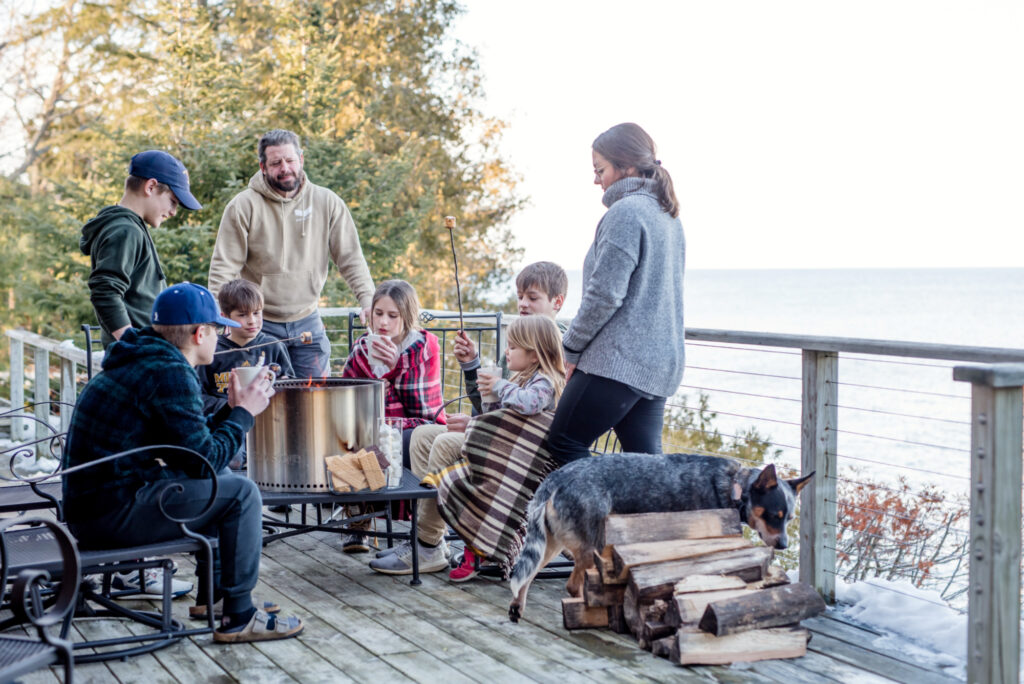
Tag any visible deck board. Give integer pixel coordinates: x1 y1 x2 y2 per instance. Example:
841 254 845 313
22 521 964 683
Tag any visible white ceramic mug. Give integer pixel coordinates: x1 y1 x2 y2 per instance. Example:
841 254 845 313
233 365 277 387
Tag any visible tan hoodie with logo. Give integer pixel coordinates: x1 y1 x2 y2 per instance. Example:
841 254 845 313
208 171 375 322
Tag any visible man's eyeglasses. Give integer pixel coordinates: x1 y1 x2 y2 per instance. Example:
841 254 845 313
195 323 226 335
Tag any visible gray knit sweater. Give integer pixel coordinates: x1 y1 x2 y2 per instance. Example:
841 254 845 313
562 177 685 397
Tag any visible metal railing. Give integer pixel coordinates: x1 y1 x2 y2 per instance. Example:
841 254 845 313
5 316 1024 680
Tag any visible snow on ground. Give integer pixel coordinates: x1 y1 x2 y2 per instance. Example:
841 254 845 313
836 576 968 679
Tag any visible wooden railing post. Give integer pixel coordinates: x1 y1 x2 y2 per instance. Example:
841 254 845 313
9 335 26 441
33 346 49 444
800 349 838 603
953 363 1023 684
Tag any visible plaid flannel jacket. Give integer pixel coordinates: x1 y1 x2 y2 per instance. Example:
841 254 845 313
343 330 447 428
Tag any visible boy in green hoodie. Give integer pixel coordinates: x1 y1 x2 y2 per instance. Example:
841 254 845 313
81 150 203 348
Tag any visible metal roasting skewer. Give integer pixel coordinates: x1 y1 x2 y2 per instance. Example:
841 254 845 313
213 331 313 355
445 215 465 334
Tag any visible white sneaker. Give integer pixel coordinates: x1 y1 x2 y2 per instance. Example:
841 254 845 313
369 540 450 575
375 538 451 560
111 568 193 599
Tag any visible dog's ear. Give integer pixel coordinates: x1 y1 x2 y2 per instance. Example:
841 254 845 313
753 463 778 492
787 471 815 494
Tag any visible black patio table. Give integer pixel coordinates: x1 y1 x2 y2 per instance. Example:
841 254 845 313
257 470 438 585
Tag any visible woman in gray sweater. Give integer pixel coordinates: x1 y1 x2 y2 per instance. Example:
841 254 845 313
547 123 686 465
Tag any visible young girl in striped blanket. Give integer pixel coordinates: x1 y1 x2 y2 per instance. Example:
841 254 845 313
370 313 566 578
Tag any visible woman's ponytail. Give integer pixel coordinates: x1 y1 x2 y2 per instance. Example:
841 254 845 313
593 123 680 218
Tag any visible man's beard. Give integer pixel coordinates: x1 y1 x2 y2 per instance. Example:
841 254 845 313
266 171 301 194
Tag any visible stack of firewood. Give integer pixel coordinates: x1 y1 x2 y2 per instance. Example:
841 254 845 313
561 509 826 666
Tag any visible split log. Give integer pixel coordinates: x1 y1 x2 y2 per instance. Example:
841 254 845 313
622 584 644 635
562 597 609 629
604 509 742 547
666 588 755 627
583 568 626 607
640 620 675 649
651 635 677 659
698 582 826 636
760 564 791 588
673 574 747 594
675 626 809 665
592 549 628 585
611 536 750 577
607 604 630 634
629 546 774 601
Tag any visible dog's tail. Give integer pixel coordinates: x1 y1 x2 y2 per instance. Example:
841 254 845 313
509 489 552 598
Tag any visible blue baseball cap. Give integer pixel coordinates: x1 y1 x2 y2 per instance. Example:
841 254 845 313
128 150 202 211
151 282 240 328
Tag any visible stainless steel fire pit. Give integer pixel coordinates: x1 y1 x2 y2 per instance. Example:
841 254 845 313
248 378 384 491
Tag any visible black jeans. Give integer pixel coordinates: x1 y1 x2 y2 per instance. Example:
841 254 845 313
545 370 667 467
70 470 262 615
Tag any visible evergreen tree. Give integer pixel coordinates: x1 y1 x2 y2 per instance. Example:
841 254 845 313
0 0 522 340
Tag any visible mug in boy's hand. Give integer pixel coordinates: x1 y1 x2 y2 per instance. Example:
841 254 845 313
478 365 501 403
234 365 277 388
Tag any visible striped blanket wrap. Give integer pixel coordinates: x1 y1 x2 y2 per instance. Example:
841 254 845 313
434 408 556 577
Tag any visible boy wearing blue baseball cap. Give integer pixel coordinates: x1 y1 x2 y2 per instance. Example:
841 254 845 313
81 150 204 348
65 282 304 643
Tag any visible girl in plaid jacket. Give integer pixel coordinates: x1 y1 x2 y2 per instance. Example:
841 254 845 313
340 280 446 554
343 279 447 452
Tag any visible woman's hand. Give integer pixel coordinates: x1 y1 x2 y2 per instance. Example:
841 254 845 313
370 335 400 370
453 330 477 363
565 362 577 382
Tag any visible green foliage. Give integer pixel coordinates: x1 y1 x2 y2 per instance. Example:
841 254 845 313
0 0 523 345
662 392 783 466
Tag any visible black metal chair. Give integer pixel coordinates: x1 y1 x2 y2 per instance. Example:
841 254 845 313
80 324 104 381
0 517 79 684
0 445 220 663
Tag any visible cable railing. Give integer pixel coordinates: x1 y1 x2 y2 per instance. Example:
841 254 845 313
6 314 1024 682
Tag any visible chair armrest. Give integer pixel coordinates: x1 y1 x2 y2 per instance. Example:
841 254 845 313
5 445 221 527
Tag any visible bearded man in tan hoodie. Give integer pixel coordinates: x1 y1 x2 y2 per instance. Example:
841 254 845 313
208 129 375 378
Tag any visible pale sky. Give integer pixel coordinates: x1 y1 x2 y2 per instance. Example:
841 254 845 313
452 1 1024 271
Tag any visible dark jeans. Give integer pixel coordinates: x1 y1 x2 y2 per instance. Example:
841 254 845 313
263 310 331 379
70 470 262 615
545 370 667 467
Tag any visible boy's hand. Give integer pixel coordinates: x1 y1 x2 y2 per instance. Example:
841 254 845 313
453 330 477 363
447 413 471 433
227 370 275 416
370 335 400 370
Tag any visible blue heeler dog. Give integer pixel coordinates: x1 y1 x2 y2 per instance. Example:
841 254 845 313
508 453 814 622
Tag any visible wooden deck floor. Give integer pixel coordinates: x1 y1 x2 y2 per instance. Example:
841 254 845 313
17 521 963 683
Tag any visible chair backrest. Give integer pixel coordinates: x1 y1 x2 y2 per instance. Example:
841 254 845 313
0 516 79 684
81 324 104 381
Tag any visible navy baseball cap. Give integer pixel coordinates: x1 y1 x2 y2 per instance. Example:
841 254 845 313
151 282 240 328
128 150 202 211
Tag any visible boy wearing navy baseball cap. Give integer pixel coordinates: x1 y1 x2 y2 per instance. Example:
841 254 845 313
64 282 304 643
81 150 204 348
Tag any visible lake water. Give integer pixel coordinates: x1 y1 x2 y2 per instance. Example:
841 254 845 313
559 267 1024 492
